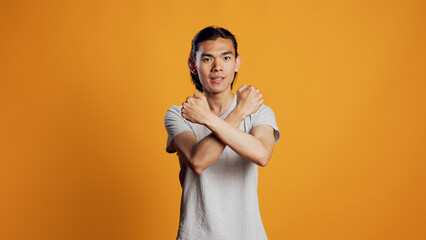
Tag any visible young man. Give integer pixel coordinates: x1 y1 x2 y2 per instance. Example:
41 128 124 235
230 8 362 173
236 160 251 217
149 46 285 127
164 26 280 240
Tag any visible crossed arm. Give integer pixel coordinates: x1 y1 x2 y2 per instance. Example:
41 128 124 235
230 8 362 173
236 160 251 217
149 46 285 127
171 85 276 174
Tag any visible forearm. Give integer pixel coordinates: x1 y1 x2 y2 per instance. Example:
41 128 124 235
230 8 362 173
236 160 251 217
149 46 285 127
204 108 270 166
189 108 245 174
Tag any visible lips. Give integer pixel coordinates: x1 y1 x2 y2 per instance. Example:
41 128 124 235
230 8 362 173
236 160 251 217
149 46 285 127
210 76 225 83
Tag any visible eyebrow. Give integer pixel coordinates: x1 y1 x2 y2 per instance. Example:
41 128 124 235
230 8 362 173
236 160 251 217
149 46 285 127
201 51 234 58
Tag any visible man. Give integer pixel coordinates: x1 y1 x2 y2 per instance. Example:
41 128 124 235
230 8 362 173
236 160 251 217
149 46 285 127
164 26 280 240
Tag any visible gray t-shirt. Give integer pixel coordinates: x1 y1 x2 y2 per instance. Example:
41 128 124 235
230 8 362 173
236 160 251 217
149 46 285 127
164 95 280 240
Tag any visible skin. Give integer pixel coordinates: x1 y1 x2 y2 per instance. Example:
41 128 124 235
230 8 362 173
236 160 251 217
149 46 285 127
171 37 276 174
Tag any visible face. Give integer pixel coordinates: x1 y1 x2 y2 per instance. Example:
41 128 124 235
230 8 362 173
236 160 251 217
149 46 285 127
189 37 241 94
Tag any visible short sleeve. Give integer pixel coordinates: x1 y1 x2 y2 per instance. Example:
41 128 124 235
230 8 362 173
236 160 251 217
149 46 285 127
251 105 280 144
164 105 193 153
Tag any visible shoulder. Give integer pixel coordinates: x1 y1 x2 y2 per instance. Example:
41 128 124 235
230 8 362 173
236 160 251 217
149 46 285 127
251 104 276 119
164 105 183 120
250 104 280 143
247 104 278 128
258 104 274 113
164 104 188 127
164 104 194 152
166 105 183 114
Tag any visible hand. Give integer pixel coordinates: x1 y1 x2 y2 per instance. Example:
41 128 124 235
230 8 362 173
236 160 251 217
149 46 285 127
236 84 263 119
181 92 212 125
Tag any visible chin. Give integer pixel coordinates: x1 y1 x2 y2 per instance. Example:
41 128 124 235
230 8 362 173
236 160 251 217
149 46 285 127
209 86 231 94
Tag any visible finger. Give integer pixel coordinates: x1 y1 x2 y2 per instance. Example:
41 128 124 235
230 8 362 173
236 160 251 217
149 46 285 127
256 89 260 93
246 85 254 92
242 85 252 93
186 96 194 103
237 84 248 92
193 92 202 98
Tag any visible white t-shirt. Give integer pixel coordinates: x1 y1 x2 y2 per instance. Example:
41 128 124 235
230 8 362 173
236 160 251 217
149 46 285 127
164 95 280 240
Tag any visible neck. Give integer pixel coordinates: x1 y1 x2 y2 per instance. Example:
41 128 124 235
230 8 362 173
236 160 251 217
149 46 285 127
203 90 235 116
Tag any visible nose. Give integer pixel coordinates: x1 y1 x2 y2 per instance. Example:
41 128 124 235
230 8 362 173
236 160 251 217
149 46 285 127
212 59 223 72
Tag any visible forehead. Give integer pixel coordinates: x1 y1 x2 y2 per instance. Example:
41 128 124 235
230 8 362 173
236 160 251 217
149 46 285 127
197 37 235 55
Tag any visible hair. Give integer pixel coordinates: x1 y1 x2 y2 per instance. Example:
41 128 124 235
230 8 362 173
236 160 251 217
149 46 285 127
189 26 239 92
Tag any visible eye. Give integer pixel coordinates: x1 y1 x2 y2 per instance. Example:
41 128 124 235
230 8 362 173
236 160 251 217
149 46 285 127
224 56 231 60
202 58 212 62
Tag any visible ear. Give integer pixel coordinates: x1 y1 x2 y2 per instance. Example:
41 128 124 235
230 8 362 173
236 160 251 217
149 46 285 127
187 58 197 75
235 55 241 72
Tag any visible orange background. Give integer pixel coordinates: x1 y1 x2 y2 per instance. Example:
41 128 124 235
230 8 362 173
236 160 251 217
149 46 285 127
1 0 425 239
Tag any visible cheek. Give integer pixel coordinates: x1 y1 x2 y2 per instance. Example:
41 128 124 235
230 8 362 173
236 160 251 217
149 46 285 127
197 64 207 73
197 70 209 83
199 67 211 78
225 64 237 73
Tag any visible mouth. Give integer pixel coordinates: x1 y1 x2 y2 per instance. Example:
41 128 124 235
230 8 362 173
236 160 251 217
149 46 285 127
210 76 225 84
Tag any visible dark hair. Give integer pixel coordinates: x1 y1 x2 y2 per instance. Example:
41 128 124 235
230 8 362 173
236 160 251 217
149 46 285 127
190 26 239 92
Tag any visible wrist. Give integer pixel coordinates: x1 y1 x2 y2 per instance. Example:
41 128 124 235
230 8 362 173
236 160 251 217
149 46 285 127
203 111 217 127
233 104 247 121
226 105 246 127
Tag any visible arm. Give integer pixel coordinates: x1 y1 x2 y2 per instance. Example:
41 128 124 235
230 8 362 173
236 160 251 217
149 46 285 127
182 85 275 168
205 115 275 167
171 107 246 175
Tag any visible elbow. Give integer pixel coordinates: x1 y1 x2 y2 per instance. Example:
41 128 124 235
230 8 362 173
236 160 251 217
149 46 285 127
193 166 205 175
186 151 206 175
190 161 206 175
258 158 269 167
257 151 272 167
185 153 207 175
